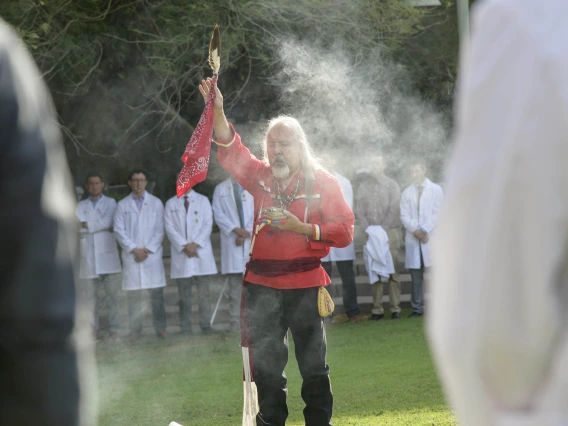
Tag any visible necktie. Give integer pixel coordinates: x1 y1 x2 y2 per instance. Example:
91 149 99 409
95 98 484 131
184 195 189 213
233 182 245 228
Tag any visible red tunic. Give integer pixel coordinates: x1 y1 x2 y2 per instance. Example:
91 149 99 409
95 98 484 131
215 126 355 289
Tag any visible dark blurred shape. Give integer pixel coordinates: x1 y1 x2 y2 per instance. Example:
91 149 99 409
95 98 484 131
0 18 82 426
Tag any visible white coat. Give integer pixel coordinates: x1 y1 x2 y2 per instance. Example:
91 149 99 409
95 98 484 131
113 191 166 290
76 195 122 279
363 225 394 283
212 178 254 274
400 178 443 269
428 1 568 425
165 190 218 279
322 172 356 262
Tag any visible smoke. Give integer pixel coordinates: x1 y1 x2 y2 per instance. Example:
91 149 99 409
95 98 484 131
265 39 449 185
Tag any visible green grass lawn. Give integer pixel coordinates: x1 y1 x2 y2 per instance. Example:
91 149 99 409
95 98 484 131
96 313 456 425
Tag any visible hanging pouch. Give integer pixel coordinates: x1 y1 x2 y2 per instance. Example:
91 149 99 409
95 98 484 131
318 287 335 317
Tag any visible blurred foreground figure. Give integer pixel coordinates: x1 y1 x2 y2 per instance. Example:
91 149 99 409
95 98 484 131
429 1 568 425
0 18 83 425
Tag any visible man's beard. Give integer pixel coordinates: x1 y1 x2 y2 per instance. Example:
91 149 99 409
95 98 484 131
271 156 290 179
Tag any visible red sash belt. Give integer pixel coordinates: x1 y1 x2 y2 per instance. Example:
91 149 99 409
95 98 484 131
247 257 321 277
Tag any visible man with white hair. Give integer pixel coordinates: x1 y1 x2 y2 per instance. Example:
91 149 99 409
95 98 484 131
199 79 354 426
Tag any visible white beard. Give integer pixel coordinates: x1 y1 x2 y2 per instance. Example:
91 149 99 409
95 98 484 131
271 163 290 179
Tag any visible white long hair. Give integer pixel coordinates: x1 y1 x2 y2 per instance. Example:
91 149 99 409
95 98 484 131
261 115 323 181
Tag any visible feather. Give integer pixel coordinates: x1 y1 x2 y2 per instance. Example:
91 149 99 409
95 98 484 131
208 24 221 74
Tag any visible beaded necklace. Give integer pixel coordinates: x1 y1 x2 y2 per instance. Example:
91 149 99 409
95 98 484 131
275 178 301 210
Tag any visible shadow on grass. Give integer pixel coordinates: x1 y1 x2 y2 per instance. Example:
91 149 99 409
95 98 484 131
95 311 456 426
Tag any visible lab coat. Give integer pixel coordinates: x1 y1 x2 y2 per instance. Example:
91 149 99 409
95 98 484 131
322 172 356 262
212 178 254 274
165 190 217 279
400 178 443 269
113 191 166 290
76 195 121 279
363 225 394 283
428 1 568 425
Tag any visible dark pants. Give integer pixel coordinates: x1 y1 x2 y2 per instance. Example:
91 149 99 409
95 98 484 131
177 276 212 333
81 275 121 334
409 249 425 314
322 260 360 317
245 283 333 426
127 287 166 334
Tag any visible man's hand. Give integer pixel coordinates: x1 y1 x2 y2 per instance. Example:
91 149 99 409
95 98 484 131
233 227 250 239
183 242 199 258
199 78 223 110
235 236 245 247
81 222 88 229
270 210 312 236
413 229 429 244
198 78 232 143
132 248 149 263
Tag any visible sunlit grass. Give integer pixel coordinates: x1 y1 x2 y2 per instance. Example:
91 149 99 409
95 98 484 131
96 312 456 425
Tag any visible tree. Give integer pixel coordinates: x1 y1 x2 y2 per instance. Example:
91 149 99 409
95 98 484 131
1 0 455 198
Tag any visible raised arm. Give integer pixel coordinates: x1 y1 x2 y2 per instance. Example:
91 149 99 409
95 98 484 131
199 78 231 143
199 78 266 194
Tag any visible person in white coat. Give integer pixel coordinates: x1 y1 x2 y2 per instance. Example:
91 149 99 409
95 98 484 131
76 172 122 339
113 170 167 339
165 188 217 335
429 1 568 425
319 156 360 322
400 160 443 317
212 177 254 332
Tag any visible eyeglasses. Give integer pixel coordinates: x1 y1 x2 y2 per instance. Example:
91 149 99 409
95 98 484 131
130 179 147 182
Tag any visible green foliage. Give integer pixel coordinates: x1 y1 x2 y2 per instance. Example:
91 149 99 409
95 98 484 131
0 0 458 198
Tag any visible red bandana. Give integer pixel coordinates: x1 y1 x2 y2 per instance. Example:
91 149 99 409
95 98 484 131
175 75 218 197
